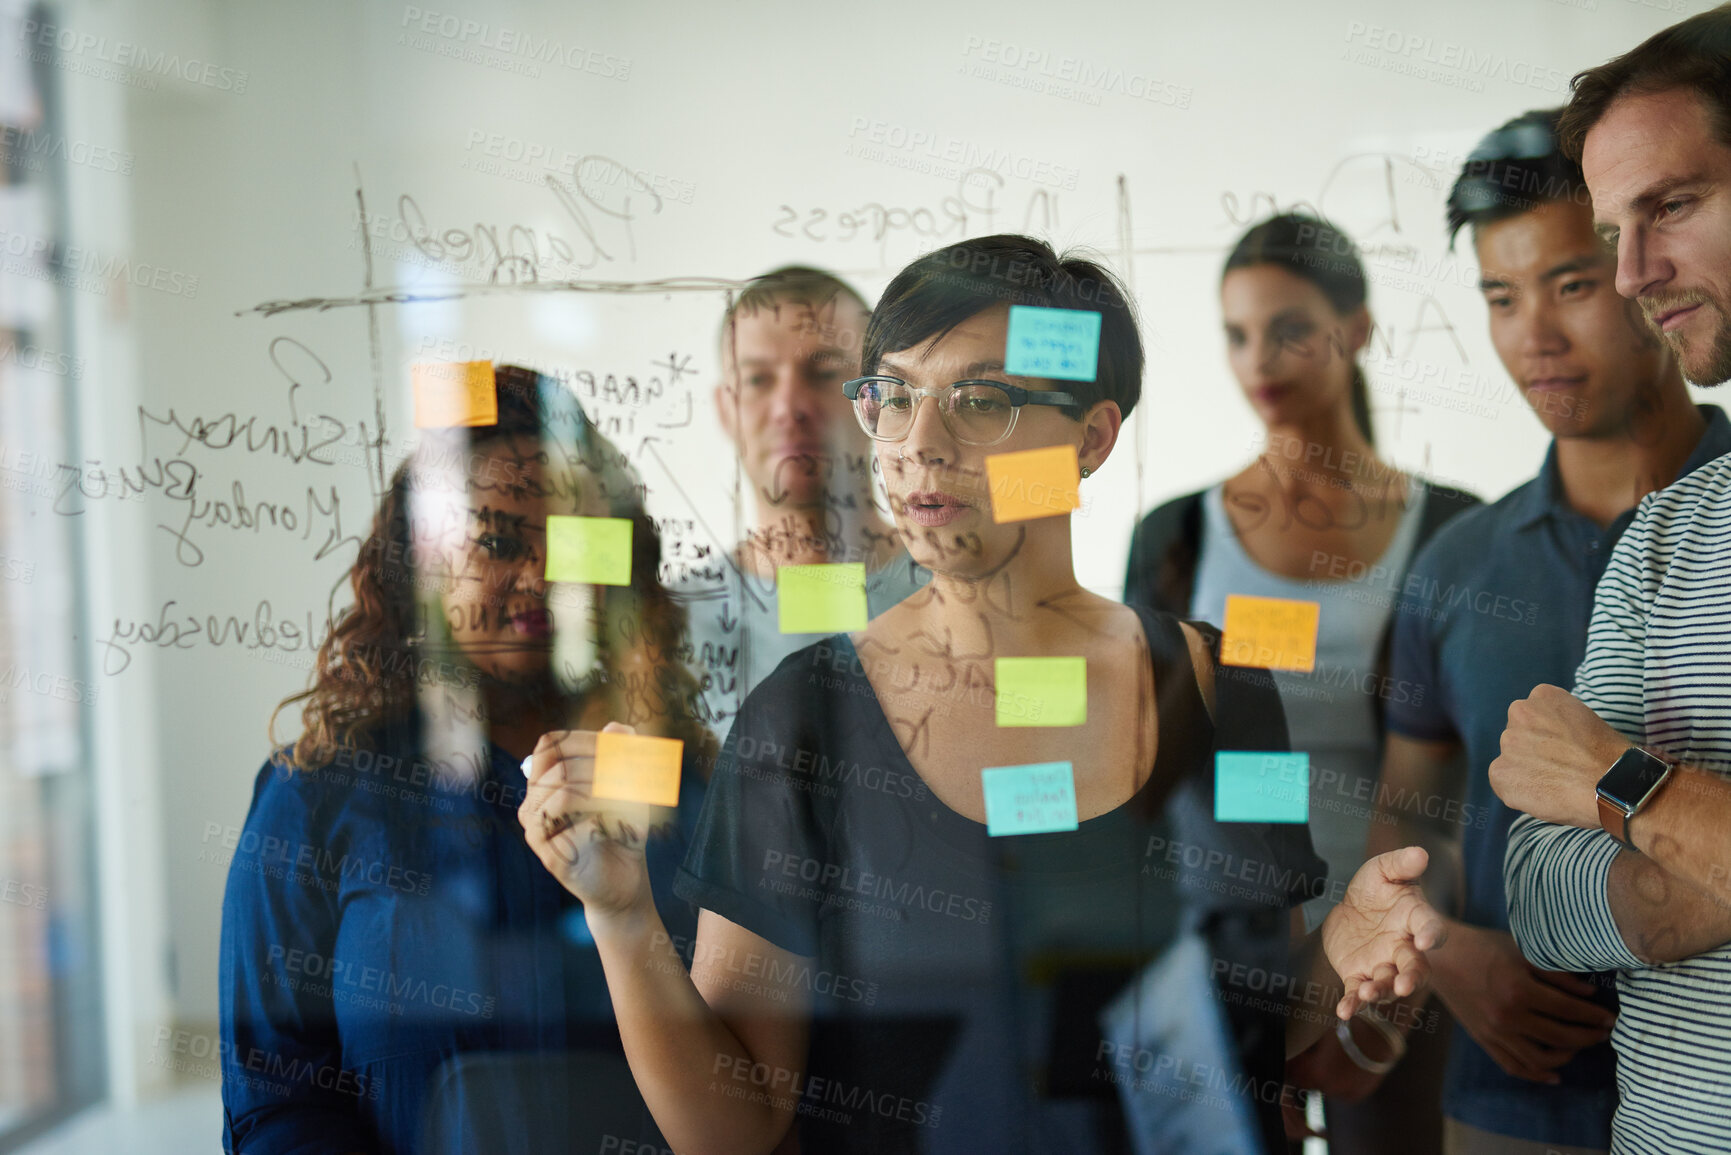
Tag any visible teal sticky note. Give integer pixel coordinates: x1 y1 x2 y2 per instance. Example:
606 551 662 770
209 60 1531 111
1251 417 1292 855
777 563 868 633
1004 305 1102 382
1214 752 1309 823
545 516 633 585
995 656 1086 727
982 761 1079 836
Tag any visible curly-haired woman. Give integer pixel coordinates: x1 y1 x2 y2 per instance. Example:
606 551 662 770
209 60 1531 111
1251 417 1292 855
218 366 713 1154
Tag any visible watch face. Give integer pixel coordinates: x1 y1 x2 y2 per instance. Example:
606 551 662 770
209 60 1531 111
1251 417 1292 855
1599 747 1671 808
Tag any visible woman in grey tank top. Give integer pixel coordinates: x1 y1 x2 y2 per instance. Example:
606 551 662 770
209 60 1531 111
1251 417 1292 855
1126 213 1480 1152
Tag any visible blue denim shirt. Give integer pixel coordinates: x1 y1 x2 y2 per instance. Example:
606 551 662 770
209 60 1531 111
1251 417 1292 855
218 724 703 1154
1386 405 1731 1145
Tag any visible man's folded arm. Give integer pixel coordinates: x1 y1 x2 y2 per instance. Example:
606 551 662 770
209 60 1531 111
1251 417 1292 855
1507 812 1731 968
1504 815 1643 973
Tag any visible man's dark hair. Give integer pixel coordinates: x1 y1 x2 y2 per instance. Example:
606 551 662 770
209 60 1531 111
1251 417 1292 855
718 265 870 352
861 234 1142 420
1446 109 1588 249
1223 213 1375 445
1556 4 1731 162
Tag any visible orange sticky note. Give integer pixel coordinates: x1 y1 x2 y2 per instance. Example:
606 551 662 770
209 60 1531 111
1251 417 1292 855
412 361 497 428
592 731 683 807
1222 594 1320 673
985 444 1081 523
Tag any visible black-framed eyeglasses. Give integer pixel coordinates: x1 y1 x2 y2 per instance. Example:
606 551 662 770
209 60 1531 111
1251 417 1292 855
841 376 1079 447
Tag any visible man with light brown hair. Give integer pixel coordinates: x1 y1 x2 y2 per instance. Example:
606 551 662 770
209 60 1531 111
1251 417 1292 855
678 267 923 734
1491 7 1731 1152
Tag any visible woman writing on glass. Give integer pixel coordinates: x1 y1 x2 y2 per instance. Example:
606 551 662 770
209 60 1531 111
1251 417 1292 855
220 367 713 1154
521 238 1445 1153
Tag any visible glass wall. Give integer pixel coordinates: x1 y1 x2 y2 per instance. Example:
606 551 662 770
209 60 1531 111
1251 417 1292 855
0 1 106 1147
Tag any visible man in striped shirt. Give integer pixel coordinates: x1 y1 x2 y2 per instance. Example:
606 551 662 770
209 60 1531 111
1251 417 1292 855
1494 9 1731 1155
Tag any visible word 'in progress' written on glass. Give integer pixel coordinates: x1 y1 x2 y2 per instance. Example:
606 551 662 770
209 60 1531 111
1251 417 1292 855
1003 305 1101 382
411 361 498 428
1221 594 1320 673
995 656 1086 727
985 443 1080 523
545 516 633 585
777 563 869 634
593 731 684 808
1214 751 1309 823
982 761 1079 836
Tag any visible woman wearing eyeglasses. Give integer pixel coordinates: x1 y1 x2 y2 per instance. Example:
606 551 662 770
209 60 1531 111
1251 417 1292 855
520 236 1445 1154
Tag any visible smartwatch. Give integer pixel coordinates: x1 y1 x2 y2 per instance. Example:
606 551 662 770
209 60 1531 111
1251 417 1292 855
1595 747 1676 851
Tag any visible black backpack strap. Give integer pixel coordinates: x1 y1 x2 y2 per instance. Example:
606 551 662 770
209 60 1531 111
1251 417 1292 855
1413 480 1481 549
1180 620 1290 753
1151 616 1314 1155
1125 490 1207 617
1366 479 1481 733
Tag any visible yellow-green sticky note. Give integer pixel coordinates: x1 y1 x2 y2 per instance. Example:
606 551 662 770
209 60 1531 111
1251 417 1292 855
995 656 1086 727
777 563 868 633
545 516 633 586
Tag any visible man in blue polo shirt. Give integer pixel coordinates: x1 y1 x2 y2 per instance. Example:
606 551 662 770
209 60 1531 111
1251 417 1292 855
1364 109 1731 1155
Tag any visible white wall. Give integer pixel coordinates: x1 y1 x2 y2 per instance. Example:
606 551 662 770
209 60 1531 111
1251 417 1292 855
45 0 1702 1086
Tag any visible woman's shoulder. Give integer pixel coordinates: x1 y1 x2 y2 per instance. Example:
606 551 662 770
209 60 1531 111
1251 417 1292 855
241 749 340 841
726 632 913 796
247 729 416 823
739 634 865 723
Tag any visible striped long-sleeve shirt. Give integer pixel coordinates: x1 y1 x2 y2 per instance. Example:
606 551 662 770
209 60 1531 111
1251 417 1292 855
1505 452 1731 1155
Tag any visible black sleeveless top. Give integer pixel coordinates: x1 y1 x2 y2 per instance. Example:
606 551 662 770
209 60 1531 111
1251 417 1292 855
677 606 1325 1153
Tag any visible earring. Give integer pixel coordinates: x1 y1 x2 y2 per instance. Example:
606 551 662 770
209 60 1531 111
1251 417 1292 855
1080 466 1092 479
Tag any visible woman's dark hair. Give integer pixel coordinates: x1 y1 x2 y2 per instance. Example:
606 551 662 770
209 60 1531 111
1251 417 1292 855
1446 109 1588 249
270 364 716 774
861 234 1143 420
1557 4 1731 162
1223 213 1375 445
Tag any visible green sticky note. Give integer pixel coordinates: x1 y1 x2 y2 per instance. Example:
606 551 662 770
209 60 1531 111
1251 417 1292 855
994 656 1086 727
982 761 1079 836
777 563 868 633
1214 752 1309 823
1004 305 1102 382
545 516 633 585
